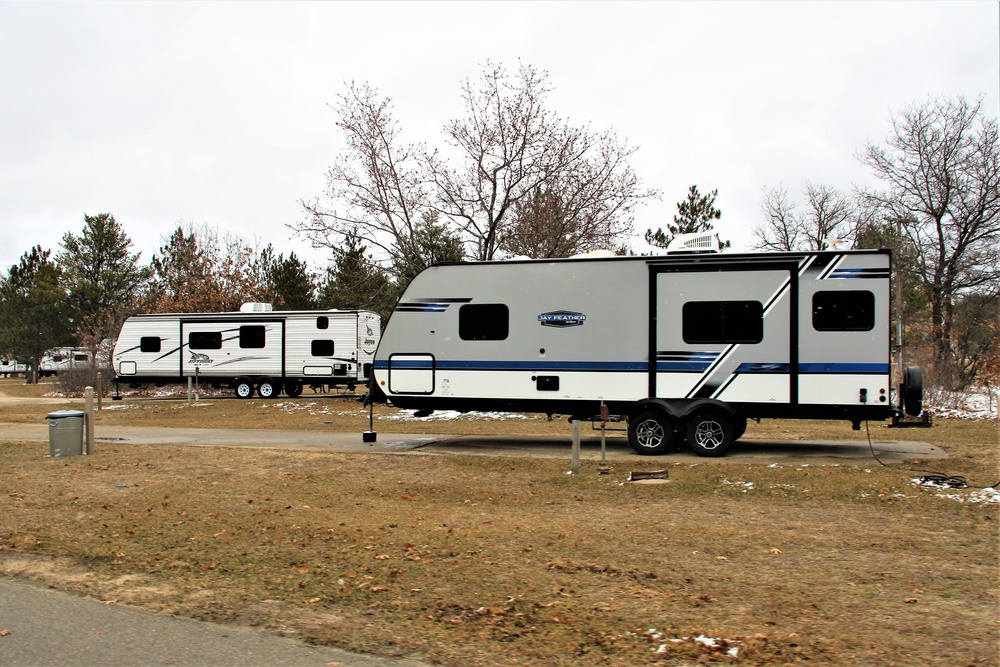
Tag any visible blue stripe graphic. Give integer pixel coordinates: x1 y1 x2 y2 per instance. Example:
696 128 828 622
377 359 891 375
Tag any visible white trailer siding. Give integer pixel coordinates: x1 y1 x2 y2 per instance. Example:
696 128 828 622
113 309 380 397
373 250 901 424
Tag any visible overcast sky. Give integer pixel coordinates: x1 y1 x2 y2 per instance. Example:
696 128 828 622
1 1 997 275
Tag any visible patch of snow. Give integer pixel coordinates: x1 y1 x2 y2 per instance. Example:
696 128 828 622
380 409 538 422
911 478 1000 504
721 479 755 492
925 387 998 420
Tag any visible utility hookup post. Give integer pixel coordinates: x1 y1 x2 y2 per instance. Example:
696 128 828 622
84 386 94 455
96 372 102 411
597 403 611 474
570 419 580 475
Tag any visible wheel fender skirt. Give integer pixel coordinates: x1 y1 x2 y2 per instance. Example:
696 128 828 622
628 398 736 421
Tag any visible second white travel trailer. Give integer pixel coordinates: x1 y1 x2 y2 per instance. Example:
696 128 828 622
112 305 381 398
0 358 27 377
39 347 93 377
368 236 923 457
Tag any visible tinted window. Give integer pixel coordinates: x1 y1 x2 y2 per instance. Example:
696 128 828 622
683 301 763 344
312 339 334 356
239 325 266 348
317 316 329 330
189 331 222 350
459 304 509 341
813 291 875 331
140 337 161 353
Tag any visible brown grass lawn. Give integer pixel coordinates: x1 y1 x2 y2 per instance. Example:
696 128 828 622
1 378 998 666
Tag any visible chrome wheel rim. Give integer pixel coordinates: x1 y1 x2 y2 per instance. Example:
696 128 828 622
693 420 724 450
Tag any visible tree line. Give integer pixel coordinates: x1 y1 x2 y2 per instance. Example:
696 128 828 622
0 216 392 382
0 61 996 392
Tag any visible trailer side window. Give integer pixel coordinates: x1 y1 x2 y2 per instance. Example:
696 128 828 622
312 340 334 356
813 290 875 332
316 316 329 329
189 331 222 350
140 337 161 353
459 304 509 341
682 300 763 344
239 325 266 348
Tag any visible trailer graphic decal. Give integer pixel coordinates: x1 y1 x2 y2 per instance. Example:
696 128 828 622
828 268 890 279
395 298 472 313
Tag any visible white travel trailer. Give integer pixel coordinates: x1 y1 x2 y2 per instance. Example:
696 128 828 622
39 347 93 377
112 306 381 398
369 237 923 456
0 358 27 377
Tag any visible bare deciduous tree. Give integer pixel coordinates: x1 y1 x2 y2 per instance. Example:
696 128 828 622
858 95 1000 387
752 183 862 251
426 62 654 260
293 83 429 279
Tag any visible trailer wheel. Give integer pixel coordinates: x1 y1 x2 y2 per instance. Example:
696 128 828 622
234 377 255 399
284 380 303 398
627 411 675 455
686 411 734 457
257 378 279 399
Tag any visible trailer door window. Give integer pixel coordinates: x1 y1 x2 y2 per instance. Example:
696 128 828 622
312 340 334 356
239 325 266 348
813 290 875 331
189 331 222 350
459 304 509 341
140 337 161 353
317 316 329 329
682 300 763 344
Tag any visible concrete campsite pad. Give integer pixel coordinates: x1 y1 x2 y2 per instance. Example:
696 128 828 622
0 423 945 464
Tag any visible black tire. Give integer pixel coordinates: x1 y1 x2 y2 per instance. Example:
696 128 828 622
284 379 303 398
627 411 676 455
902 366 923 417
733 416 748 441
234 377 255 399
686 410 734 457
257 377 279 399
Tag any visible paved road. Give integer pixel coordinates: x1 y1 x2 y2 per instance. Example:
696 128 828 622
0 577 429 667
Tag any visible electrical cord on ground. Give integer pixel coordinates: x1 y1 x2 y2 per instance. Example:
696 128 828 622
863 418 891 467
864 417 999 489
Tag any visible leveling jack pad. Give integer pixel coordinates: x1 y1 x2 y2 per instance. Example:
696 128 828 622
628 470 669 482
363 431 377 443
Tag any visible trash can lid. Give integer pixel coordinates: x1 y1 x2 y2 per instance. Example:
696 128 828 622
47 410 85 419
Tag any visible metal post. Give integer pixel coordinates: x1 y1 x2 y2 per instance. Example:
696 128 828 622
96 372 102 411
188 376 193 404
84 386 94 455
597 403 610 474
571 419 580 475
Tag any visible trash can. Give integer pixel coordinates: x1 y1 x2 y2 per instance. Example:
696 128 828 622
47 410 84 457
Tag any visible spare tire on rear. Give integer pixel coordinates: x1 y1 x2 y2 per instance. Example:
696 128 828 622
902 366 923 417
